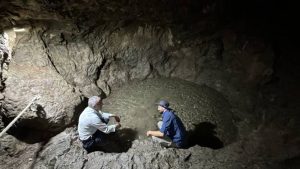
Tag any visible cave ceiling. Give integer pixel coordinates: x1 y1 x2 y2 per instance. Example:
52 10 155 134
0 0 207 30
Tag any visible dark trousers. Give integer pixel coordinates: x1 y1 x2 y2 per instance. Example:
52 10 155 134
81 130 108 153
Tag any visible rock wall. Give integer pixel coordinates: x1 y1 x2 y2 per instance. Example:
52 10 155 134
0 1 276 137
2 30 83 133
0 19 274 136
0 1 299 169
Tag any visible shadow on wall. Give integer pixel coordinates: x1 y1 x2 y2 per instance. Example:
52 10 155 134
2 97 89 144
73 97 89 125
187 122 224 149
89 127 138 153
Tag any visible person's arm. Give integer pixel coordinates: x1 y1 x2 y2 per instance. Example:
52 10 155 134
101 112 121 122
146 130 164 137
159 113 171 135
147 112 172 138
101 112 112 120
91 118 119 134
99 124 117 134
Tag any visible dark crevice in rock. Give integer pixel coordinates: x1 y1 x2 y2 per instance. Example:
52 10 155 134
184 153 192 162
96 57 107 81
187 122 224 149
39 32 61 75
1 115 58 144
0 52 8 91
80 158 88 169
31 103 47 118
59 32 67 45
28 141 50 169
0 32 10 92
71 96 88 126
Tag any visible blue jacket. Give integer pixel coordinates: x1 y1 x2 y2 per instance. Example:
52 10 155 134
160 110 186 147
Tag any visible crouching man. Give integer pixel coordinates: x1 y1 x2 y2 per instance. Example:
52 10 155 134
78 96 121 153
146 100 187 148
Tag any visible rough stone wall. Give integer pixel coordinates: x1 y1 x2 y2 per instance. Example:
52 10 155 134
0 21 275 135
2 29 83 132
0 32 10 92
0 1 298 169
0 31 11 131
0 0 276 135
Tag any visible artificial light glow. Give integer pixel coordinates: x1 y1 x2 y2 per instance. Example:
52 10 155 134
13 27 27 32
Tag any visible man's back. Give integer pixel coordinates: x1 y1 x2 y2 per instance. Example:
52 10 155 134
78 107 100 140
161 110 186 146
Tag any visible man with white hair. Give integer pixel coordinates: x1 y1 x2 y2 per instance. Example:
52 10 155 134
78 96 121 152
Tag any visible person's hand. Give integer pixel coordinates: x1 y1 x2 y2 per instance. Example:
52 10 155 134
116 122 121 129
146 131 152 137
114 115 120 122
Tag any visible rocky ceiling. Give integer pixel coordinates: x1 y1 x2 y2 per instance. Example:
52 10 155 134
1 0 296 36
0 0 208 30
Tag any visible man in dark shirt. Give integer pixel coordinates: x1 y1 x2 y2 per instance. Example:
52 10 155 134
146 100 187 148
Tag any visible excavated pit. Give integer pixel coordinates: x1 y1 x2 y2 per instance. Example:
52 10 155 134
103 78 237 147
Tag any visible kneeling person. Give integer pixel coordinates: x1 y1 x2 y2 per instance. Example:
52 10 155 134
146 100 187 148
78 96 121 152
